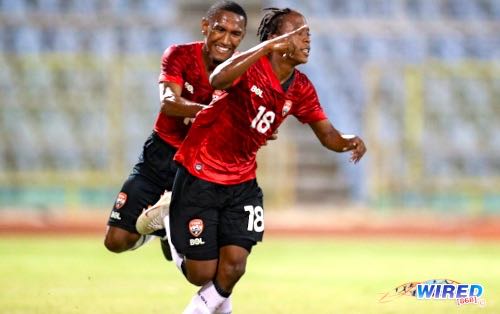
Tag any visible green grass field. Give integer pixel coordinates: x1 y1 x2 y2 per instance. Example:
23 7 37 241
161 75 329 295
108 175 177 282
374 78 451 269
0 235 498 313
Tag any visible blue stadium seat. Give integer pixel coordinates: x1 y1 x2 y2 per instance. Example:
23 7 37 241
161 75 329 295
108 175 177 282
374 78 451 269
14 26 40 53
36 0 59 13
0 0 27 14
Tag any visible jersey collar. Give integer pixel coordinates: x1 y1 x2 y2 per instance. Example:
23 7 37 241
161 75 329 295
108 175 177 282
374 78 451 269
260 56 292 94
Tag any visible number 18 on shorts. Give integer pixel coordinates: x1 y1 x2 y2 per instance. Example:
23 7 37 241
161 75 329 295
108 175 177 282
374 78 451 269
169 170 265 260
244 205 264 232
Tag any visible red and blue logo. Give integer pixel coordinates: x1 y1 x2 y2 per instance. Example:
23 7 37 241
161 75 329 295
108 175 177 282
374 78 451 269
380 279 486 307
416 281 484 306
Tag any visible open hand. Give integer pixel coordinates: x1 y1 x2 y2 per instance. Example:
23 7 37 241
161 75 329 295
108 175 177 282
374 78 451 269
348 136 366 163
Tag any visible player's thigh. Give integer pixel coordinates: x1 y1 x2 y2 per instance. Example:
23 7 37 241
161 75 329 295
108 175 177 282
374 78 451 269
219 180 264 252
169 167 221 261
107 174 165 234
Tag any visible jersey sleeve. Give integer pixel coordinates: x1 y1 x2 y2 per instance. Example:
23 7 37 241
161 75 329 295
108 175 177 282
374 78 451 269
228 56 265 89
293 77 328 124
158 45 184 86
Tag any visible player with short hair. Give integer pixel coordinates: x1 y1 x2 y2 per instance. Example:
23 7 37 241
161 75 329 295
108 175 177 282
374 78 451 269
103 1 248 260
147 7 367 313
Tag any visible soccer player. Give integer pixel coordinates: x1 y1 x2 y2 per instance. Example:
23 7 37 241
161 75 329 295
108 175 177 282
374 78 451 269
160 7 367 313
103 1 248 259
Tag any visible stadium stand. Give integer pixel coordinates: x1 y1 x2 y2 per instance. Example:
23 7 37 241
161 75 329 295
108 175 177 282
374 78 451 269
0 0 498 212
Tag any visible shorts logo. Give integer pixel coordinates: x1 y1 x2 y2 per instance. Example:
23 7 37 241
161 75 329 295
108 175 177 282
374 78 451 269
110 211 121 220
189 219 204 237
190 238 205 246
114 192 127 209
195 163 203 171
282 100 292 116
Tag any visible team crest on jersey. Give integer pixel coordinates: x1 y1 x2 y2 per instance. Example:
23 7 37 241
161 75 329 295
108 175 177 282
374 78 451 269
114 192 127 209
282 100 293 116
189 219 204 237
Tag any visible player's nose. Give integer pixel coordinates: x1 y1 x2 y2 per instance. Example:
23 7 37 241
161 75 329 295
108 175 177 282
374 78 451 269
220 32 231 46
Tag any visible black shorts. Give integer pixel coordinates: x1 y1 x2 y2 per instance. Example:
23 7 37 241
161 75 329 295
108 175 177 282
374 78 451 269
169 166 264 260
107 132 178 236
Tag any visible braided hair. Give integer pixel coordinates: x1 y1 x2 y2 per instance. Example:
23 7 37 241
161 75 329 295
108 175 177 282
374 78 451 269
257 7 294 42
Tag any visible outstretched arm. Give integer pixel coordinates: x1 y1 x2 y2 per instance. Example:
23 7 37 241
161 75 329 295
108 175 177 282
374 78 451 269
158 82 207 118
309 119 366 163
210 25 308 90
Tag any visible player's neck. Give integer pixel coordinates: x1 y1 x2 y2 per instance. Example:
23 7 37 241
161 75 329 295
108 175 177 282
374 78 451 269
269 55 295 84
201 47 218 75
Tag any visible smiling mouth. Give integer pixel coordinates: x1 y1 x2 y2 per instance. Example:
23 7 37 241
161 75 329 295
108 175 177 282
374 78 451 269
301 48 310 57
214 45 231 54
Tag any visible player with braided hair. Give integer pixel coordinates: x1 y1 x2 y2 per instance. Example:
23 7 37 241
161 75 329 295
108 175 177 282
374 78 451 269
256 7 294 42
142 7 366 313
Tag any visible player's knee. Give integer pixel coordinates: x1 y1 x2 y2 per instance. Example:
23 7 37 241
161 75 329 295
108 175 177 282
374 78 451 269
218 259 246 283
184 259 218 286
103 232 133 253
104 236 126 253
185 269 214 286
217 246 249 285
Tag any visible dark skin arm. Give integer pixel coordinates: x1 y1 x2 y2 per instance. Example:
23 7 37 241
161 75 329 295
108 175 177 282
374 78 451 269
160 80 280 141
210 25 308 90
309 119 366 163
211 25 363 155
159 82 206 118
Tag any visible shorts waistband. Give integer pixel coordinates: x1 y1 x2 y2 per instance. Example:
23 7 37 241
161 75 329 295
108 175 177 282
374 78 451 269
151 131 176 151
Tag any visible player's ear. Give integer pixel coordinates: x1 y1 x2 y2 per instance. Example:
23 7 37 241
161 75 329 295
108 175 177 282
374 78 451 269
201 17 209 36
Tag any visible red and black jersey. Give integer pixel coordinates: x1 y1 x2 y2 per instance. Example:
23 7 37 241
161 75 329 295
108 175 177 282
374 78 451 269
175 56 328 185
154 41 214 148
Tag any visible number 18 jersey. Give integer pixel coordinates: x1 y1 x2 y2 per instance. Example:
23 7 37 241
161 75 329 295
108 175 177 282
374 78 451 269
174 56 327 185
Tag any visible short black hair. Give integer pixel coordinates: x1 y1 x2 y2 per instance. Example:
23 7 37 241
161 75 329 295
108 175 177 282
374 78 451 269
206 1 247 26
257 7 293 42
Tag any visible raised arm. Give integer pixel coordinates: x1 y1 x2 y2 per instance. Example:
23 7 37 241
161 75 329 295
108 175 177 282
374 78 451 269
309 119 366 163
158 82 206 118
209 25 308 90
